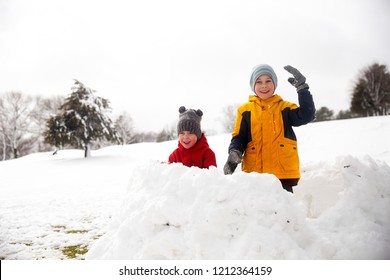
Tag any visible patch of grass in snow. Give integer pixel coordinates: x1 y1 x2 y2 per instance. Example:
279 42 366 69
65 229 90 234
52 225 67 232
93 234 103 240
61 244 89 259
50 225 100 259
10 241 33 247
52 225 89 234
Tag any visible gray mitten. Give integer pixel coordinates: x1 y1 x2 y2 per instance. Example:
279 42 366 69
223 149 242 175
284 65 309 92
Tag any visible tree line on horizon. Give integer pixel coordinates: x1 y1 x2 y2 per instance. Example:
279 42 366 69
314 63 390 122
1 63 389 160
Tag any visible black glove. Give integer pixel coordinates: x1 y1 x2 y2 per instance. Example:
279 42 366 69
223 149 242 175
284 65 309 92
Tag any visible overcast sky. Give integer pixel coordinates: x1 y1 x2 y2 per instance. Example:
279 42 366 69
1 0 389 133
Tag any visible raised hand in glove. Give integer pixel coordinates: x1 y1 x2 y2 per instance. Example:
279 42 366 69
223 149 242 175
284 65 309 92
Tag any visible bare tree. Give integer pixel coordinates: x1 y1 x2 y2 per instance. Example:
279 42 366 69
220 103 239 133
10 92 34 158
156 123 177 143
30 95 65 152
132 131 158 143
0 91 34 159
0 98 7 160
114 111 136 145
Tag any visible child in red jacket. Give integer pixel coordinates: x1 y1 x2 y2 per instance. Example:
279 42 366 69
168 106 217 169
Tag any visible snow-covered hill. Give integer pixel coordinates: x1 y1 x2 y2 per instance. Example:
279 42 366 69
0 116 389 259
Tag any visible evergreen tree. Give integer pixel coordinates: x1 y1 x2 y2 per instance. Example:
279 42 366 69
350 63 390 116
335 109 353 120
314 106 334 122
44 80 119 157
44 115 68 150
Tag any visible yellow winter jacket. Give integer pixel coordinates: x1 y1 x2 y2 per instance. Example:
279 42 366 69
229 91 315 180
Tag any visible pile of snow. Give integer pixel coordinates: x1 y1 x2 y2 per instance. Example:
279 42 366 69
297 156 390 259
1 116 390 260
86 156 390 260
87 164 314 259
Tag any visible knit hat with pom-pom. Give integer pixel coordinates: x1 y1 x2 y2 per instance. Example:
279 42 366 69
177 106 203 140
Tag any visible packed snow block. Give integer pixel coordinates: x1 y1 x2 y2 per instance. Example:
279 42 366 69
87 163 318 259
296 155 390 259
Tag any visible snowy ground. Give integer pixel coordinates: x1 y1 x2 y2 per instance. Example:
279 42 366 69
0 116 389 260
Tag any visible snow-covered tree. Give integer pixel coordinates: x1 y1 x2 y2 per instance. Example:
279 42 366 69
44 80 120 157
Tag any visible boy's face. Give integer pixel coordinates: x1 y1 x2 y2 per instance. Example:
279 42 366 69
179 131 197 149
254 74 275 100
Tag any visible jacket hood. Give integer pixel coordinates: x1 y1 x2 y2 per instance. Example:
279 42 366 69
248 94 283 105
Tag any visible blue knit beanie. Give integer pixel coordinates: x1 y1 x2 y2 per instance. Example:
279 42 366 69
249 64 278 92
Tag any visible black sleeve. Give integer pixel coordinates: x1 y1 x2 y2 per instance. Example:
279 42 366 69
288 89 316 126
228 111 251 154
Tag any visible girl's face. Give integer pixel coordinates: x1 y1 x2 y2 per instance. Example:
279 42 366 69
179 131 198 149
254 74 275 100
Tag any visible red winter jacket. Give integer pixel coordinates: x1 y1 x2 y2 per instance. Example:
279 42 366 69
168 134 217 169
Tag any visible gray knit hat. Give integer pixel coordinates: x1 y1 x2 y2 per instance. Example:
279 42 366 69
177 106 203 140
249 64 278 92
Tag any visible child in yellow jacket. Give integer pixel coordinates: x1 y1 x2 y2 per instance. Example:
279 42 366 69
223 64 315 193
